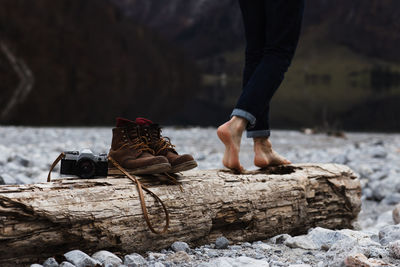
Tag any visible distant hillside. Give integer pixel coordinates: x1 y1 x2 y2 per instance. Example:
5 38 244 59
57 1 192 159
112 0 400 62
1 0 399 130
0 0 199 125
112 0 400 131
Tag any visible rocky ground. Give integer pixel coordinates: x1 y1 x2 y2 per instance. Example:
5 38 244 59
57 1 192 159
1 126 400 266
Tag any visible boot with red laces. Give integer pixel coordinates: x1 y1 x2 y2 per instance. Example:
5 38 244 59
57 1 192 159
108 118 171 175
135 117 198 173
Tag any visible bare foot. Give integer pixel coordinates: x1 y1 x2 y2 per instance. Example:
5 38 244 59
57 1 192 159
217 117 247 172
253 137 291 168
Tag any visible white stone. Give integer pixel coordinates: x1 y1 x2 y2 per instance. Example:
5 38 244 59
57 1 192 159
200 256 269 267
124 253 146 267
64 250 101 267
284 236 319 250
92 250 122 266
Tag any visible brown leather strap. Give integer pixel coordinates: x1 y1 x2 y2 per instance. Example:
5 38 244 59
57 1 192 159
108 156 170 234
47 152 66 182
163 172 184 192
46 152 169 234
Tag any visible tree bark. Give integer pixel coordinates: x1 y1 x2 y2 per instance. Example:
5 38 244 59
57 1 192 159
0 163 361 266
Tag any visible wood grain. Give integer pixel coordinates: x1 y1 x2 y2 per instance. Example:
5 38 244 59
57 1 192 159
0 163 361 266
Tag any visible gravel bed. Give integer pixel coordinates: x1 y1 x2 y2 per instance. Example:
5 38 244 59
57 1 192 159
0 126 400 266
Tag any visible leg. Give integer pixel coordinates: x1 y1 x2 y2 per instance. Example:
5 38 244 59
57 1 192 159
230 0 266 128
237 0 305 132
248 0 305 167
238 0 266 87
217 0 265 172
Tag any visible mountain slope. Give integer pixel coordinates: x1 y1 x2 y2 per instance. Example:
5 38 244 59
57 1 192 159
0 0 199 125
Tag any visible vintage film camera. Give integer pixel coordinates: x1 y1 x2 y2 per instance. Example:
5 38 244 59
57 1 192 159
60 149 108 178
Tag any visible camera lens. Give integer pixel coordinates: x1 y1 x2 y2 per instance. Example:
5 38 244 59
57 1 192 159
76 158 96 178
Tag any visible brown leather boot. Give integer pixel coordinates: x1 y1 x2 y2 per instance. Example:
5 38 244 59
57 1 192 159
108 126 171 175
138 123 198 173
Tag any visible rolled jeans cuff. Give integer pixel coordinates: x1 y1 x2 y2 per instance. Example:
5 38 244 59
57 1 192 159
246 129 271 138
230 108 256 128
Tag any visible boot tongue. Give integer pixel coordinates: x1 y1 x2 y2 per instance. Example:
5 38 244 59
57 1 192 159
127 125 140 139
149 124 177 155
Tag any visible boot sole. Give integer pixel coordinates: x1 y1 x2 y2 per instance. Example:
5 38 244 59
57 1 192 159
108 162 171 176
170 160 198 173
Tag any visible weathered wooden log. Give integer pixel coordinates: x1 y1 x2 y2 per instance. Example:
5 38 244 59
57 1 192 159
0 163 361 265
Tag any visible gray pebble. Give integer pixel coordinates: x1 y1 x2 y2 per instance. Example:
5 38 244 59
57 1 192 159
307 227 351 250
362 245 388 259
206 250 219 258
147 252 166 261
43 257 59 267
379 225 400 245
171 241 190 252
59 262 75 267
370 178 396 201
92 250 122 266
269 260 285 266
254 253 265 260
166 251 191 263
64 250 101 267
124 253 146 267
362 187 373 199
0 173 16 184
371 146 387 158
332 154 349 164
242 242 252 247
284 236 318 250
201 256 269 267
369 170 389 181
382 193 400 205
356 164 374 178
14 155 30 167
270 234 291 244
215 236 229 249
30 265 43 267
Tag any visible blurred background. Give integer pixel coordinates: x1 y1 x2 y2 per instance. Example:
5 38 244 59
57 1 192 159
0 0 399 131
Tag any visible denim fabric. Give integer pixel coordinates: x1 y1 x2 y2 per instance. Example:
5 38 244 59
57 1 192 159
231 108 256 128
233 0 304 138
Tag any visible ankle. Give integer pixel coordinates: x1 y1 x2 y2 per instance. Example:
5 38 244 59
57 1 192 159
254 137 271 145
229 116 247 133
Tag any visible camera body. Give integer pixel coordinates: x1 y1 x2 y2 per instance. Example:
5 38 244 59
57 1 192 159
60 149 108 178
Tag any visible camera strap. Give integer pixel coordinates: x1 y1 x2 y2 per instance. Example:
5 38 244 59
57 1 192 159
47 152 170 235
47 152 66 182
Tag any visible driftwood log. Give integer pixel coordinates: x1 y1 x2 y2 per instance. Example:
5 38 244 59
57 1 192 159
0 163 361 265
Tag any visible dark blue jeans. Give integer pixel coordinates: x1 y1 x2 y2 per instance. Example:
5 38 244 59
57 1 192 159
232 0 305 138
